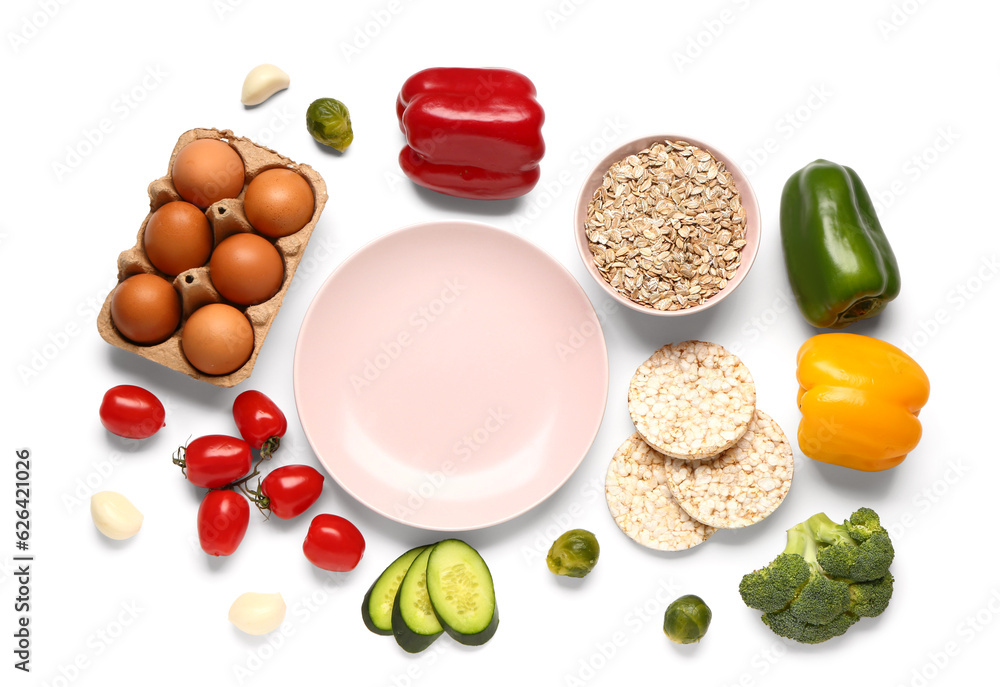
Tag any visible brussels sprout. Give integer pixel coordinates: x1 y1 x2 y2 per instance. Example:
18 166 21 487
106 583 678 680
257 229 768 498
663 594 712 644
306 98 353 152
546 529 600 578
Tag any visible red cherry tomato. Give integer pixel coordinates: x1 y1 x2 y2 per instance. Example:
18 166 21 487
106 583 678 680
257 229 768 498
197 489 250 556
175 435 252 488
232 390 287 453
302 514 365 572
100 385 165 439
261 465 325 519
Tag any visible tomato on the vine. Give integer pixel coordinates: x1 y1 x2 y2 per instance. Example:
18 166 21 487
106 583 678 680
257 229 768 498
232 390 287 456
197 489 250 556
100 385 165 439
260 465 324 519
174 435 252 489
302 514 365 572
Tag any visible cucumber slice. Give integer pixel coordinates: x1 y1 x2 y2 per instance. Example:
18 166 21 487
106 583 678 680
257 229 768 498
362 545 427 636
426 539 499 646
390 546 443 653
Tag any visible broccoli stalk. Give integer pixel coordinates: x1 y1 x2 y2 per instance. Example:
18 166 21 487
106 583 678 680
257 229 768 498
739 508 895 644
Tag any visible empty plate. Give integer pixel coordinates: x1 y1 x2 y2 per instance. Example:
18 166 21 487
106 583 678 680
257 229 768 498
293 221 609 530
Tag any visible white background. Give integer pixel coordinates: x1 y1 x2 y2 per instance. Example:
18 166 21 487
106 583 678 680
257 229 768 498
3 1 997 685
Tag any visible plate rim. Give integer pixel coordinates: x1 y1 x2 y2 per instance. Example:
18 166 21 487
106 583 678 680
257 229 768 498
292 219 610 531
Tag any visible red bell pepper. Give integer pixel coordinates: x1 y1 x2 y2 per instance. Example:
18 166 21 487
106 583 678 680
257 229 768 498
396 67 545 200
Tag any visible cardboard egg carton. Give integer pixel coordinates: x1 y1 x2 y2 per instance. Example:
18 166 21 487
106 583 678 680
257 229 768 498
97 127 329 387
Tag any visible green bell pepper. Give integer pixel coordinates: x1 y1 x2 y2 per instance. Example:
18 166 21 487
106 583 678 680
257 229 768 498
780 160 900 329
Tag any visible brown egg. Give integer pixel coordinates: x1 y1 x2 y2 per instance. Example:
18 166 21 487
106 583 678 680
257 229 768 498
243 168 315 238
171 139 245 208
209 233 284 305
143 201 213 276
181 303 254 375
110 273 181 345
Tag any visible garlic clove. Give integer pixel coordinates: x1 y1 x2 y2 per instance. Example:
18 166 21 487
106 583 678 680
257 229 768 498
91 491 143 540
228 592 287 635
241 64 290 106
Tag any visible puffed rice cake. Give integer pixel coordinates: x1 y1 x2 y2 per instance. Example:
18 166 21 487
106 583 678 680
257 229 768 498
605 433 717 551
663 409 794 529
628 340 756 460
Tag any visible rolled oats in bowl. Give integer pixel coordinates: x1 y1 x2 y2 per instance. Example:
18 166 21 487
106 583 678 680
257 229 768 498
575 136 759 316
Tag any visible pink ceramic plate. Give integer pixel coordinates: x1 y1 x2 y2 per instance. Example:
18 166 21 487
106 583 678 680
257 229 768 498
293 221 609 531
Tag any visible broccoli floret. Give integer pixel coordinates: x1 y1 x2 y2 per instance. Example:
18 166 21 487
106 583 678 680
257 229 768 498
849 572 894 618
763 607 859 644
739 508 895 644
741 519 851 626
846 507 887 540
789 574 850 625
808 510 894 582
738 553 811 613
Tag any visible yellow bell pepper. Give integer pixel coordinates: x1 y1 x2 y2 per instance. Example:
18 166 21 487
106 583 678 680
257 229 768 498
796 333 930 471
